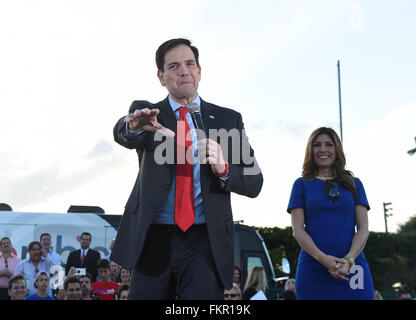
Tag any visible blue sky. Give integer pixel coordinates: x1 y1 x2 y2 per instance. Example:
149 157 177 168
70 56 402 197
0 0 415 232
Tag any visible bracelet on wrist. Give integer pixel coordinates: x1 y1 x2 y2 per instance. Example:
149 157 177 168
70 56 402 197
344 255 355 269
214 162 229 177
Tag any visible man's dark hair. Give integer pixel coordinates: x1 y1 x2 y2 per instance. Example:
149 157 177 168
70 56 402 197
156 38 199 72
96 258 110 270
8 274 26 290
79 273 92 283
28 241 42 251
64 277 81 291
80 232 92 240
40 233 51 241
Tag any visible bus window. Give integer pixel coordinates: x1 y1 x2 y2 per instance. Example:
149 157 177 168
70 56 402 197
247 256 266 275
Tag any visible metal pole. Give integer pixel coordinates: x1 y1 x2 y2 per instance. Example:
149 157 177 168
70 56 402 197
383 202 392 233
337 60 344 144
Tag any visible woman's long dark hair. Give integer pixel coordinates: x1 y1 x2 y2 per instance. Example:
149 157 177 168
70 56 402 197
302 127 357 200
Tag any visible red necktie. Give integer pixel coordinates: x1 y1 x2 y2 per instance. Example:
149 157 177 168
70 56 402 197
81 251 86 266
175 107 195 232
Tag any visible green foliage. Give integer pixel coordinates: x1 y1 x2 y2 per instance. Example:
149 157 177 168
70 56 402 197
256 226 416 292
397 214 416 234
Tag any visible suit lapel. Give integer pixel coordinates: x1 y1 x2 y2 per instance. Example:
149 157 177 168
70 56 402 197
200 98 217 131
76 249 82 266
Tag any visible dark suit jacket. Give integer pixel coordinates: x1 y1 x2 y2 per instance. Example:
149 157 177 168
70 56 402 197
65 249 101 282
110 96 263 289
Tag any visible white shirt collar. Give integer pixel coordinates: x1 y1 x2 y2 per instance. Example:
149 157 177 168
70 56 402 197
168 94 201 112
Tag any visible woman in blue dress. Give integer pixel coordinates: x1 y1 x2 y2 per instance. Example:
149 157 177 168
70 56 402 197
287 127 374 300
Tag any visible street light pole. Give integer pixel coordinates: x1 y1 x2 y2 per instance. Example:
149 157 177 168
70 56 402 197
383 202 393 233
337 60 344 144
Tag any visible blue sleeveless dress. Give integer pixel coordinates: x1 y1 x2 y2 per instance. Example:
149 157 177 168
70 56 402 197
287 177 374 300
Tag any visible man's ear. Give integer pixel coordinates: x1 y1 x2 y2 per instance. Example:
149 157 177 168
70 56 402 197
157 70 166 86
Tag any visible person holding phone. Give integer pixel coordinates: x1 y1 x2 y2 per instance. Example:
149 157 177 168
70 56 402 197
65 232 101 282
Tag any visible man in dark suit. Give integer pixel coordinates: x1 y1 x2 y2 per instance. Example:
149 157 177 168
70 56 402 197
110 38 263 299
65 232 101 282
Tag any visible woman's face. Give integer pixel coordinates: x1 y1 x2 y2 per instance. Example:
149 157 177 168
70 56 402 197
312 134 336 170
233 269 241 283
120 269 131 281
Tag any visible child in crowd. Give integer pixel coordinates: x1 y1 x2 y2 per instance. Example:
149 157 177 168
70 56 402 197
90 259 120 300
25 272 55 300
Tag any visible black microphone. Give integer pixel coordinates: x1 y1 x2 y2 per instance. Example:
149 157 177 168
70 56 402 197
188 101 206 140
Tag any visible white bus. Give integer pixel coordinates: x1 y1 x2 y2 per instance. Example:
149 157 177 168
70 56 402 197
0 210 118 265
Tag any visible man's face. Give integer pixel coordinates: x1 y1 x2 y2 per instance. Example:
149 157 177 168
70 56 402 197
224 288 241 300
66 283 82 300
40 235 51 251
29 244 42 262
80 235 91 250
98 267 110 282
157 44 201 104
1 238 11 253
8 280 27 300
79 276 91 296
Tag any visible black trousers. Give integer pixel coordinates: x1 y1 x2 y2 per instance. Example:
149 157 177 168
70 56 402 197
128 224 224 300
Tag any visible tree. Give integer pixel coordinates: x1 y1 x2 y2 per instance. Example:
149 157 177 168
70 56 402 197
397 214 416 234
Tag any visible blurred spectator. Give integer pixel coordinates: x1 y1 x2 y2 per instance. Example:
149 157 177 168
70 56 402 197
224 283 241 300
8 274 27 300
110 260 120 283
117 284 129 300
64 277 82 300
0 237 21 300
91 259 120 300
104 239 116 260
65 232 101 282
279 289 297 300
25 271 55 300
242 266 266 300
56 287 66 300
118 267 131 286
14 241 53 296
40 233 62 266
284 278 296 295
233 265 243 290
374 290 383 300
79 273 95 300
396 290 412 300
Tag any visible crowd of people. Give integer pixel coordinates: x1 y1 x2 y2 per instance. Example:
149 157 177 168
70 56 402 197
1 231 302 300
1 233 412 300
2 232 295 301
0 233 130 300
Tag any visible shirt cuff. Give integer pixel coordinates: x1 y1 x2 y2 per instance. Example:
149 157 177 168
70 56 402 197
123 122 145 140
